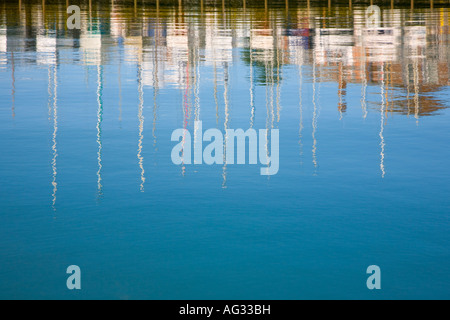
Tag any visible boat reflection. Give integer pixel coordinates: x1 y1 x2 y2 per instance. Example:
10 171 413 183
1 2 449 191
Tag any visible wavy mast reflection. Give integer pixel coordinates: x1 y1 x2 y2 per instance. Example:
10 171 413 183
297 50 304 166
182 58 190 177
138 60 146 192
11 52 15 118
96 65 104 197
118 58 122 126
380 63 386 178
222 62 229 189
3 3 450 189
361 47 368 119
152 16 160 153
51 64 58 210
312 50 319 174
413 58 420 124
249 48 255 128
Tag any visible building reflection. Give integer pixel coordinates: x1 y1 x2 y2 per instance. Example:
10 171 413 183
1 3 449 186
1 4 447 115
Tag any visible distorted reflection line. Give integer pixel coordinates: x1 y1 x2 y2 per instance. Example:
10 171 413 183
265 59 269 133
298 52 304 165
249 49 255 128
265 59 270 174
361 48 368 119
181 60 191 176
96 65 104 197
276 45 281 124
214 62 219 126
312 53 318 173
137 63 146 192
222 62 229 189
338 59 346 121
153 31 159 150
11 52 15 118
194 44 200 123
51 64 58 210
406 62 411 117
47 65 53 120
270 60 275 130
193 43 200 165
413 58 420 124
385 61 391 117
118 60 122 125
380 63 386 179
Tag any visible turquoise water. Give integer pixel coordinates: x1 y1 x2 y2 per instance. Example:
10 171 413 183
0 2 449 299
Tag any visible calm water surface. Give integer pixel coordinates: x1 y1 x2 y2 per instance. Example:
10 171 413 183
0 1 449 299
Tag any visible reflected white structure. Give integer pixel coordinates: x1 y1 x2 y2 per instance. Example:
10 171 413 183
36 32 57 65
80 27 102 66
0 27 6 67
205 22 233 64
362 27 401 62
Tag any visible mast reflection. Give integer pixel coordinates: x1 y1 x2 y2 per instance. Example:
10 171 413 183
96 65 104 197
51 64 58 210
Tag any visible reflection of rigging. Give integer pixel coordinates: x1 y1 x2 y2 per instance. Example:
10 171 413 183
11 52 15 118
181 59 191 177
47 66 53 120
264 59 270 176
96 65 104 197
214 62 219 126
249 13 255 129
297 51 304 165
249 48 255 128
276 42 281 124
312 52 318 173
137 63 146 192
270 60 275 130
118 58 122 126
152 15 160 151
51 64 58 210
384 61 390 117
406 61 411 117
193 35 201 163
338 59 347 120
413 58 420 124
222 62 229 189
380 63 386 178
361 47 368 119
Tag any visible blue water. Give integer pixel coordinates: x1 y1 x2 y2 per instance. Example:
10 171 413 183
0 2 449 299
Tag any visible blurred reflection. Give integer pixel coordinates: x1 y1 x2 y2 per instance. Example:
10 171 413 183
297 50 304 166
10 52 15 118
380 63 386 178
138 62 146 192
1 2 449 187
1 3 447 115
96 65 104 198
312 53 319 173
51 64 58 210
222 62 230 189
